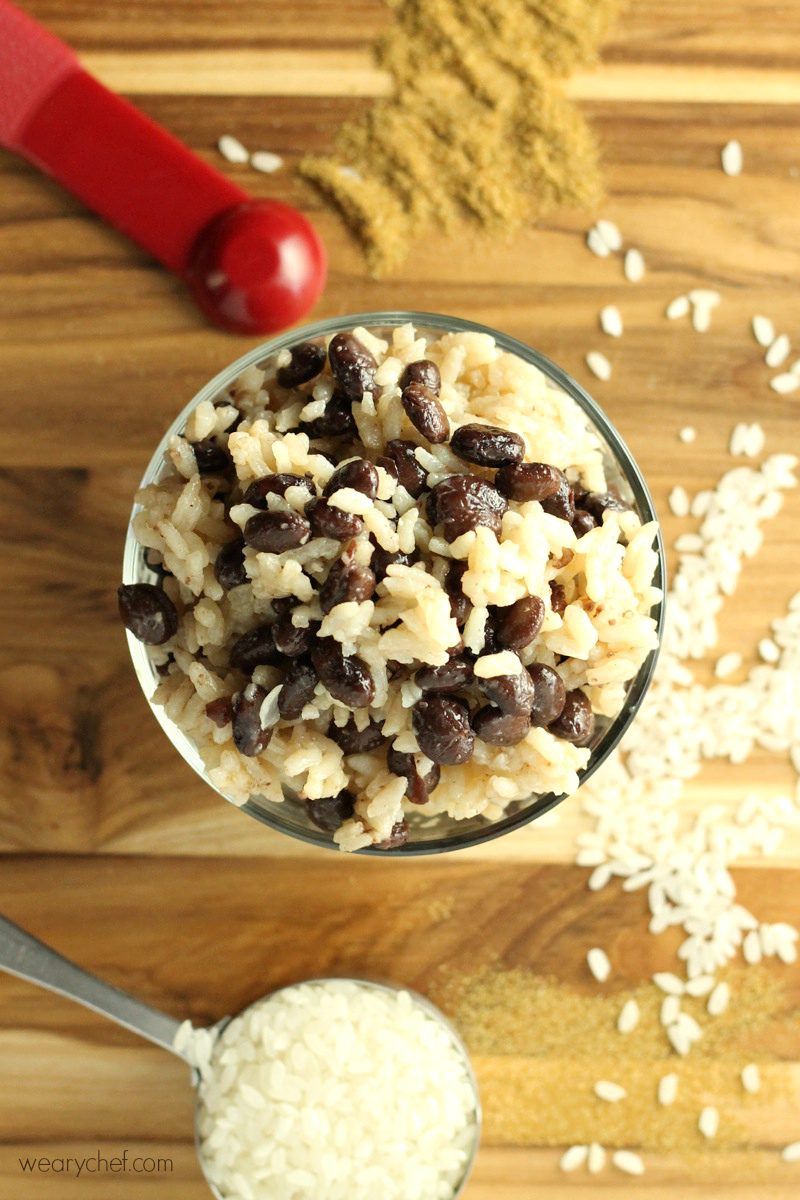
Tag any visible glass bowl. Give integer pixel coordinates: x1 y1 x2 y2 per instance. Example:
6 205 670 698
122 311 666 855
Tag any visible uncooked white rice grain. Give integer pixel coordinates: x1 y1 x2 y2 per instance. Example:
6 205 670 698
596 219 623 251
661 995 681 1027
617 999 640 1034
612 1150 645 1176
624 248 645 282
588 864 613 891
743 929 762 964
658 1073 679 1106
741 1063 761 1094
692 303 713 333
218 134 249 164
595 1080 627 1102
689 289 722 308
587 947 612 982
600 305 624 337
666 295 690 319
586 351 612 382
758 638 780 663
667 1023 691 1056
752 315 776 347
685 975 715 997
587 228 611 257
770 373 800 395
699 1106 720 1139
250 151 284 174
587 1143 606 1174
653 972 685 996
715 652 742 679
679 425 697 443
560 1145 588 1172
669 486 690 517
766 334 791 368
782 1142 800 1163
721 139 743 176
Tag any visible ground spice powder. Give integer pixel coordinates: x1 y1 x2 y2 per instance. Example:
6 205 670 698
300 0 625 274
428 965 798 1173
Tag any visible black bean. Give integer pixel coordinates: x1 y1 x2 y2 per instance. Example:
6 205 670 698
528 663 567 727
276 340 326 388
311 638 375 708
306 497 364 540
375 454 398 482
548 688 595 746
231 683 271 756
370 544 416 582
542 478 575 522
320 558 377 613
412 695 475 765
306 789 356 832
494 596 545 651
478 665 535 716
579 490 632 523
323 458 378 500
205 696 233 727
401 383 449 444
243 510 311 552
243 473 314 508
143 549 168 578
451 423 524 468
214 538 248 590
429 475 508 541
301 390 357 440
229 623 282 673
192 438 232 475
549 582 567 617
328 333 377 399
118 583 178 645
415 655 474 693
444 560 471 626
272 614 316 657
572 508 598 537
482 613 501 655
387 747 440 805
328 717 386 754
384 439 428 497
271 596 298 619
375 819 409 850
495 462 565 502
399 359 441 394
278 657 319 720
472 705 531 746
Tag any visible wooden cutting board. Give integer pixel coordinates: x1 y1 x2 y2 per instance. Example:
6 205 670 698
1 2 800 1196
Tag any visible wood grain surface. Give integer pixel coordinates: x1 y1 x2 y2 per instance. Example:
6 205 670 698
1 0 800 1195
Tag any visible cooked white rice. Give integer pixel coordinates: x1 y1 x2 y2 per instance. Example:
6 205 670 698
127 322 661 850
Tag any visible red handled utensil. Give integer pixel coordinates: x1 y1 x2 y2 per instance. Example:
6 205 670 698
0 0 327 333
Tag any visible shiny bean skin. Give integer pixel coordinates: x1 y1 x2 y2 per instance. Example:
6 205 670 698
493 596 545 651
306 789 355 832
276 341 326 388
528 663 567 727
243 473 314 508
450 423 524 468
401 383 449 443
117 583 178 645
548 688 595 746
243 510 311 552
472 705 531 746
323 458 378 499
398 359 441 394
495 462 564 502
384 439 428 497
412 695 475 765
306 497 365 541
311 639 375 708
278 657 319 720
232 684 271 756
328 334 377 399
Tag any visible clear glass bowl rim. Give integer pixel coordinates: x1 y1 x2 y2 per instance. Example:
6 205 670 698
122 309 666 856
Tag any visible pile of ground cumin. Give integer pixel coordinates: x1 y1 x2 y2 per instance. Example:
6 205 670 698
300 0 626 274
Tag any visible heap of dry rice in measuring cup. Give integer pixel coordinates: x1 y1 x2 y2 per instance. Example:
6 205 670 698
175 979 480 1200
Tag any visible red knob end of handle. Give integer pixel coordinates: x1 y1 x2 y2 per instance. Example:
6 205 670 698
185 199 328 335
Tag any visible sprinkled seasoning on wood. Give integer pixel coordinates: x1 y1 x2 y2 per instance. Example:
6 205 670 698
299 0 626 273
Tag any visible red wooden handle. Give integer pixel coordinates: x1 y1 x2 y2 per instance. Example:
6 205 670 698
21 68 249 274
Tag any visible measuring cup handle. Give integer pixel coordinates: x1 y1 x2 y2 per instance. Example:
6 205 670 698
0 914 187 1058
